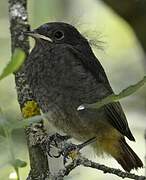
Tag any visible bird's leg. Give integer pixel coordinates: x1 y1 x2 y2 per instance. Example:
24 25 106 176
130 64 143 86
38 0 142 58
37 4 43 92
61 137 97 164
77 137 97 149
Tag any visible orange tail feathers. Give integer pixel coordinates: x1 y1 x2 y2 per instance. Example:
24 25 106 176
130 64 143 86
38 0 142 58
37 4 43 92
114 138 143 172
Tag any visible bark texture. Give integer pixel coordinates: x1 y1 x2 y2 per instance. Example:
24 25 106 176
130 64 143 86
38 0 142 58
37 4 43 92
8 0 50 179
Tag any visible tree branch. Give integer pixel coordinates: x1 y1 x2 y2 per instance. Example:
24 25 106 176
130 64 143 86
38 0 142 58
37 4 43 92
39 135 146 180
8 0 50 179
57 155 146 180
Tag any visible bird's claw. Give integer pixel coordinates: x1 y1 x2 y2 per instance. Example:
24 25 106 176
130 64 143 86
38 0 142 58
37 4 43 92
43 134 96 165
60 137 97 164
45 133 71 158
60 143 81 165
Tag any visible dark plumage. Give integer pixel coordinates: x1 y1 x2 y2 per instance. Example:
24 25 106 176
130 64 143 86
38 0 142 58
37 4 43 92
24 22 143 171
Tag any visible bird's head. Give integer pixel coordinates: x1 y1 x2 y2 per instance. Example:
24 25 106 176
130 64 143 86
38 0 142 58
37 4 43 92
25 22 88 48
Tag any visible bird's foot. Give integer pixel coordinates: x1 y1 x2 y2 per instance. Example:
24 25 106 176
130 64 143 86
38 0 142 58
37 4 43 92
43 133 71 158
61 137 97 164
61 143 81 164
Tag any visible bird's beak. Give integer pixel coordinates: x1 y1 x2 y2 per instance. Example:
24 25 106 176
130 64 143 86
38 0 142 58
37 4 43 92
24 31 53 42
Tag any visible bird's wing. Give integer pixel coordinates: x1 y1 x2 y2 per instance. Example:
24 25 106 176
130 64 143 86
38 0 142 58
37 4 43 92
67 46 135 141
104 102 135 141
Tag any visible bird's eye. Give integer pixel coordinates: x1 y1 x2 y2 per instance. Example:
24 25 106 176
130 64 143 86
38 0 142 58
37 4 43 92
54 30 64 40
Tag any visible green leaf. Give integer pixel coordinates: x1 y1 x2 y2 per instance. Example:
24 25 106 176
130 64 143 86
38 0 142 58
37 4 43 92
0 114 42 132
13 159 27 168
10 115 43 130
0 48 26 81
16 115 41 129
81 76 146 110
22 115 43 126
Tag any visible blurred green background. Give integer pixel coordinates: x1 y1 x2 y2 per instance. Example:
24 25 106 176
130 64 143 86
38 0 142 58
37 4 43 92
0 0 145 179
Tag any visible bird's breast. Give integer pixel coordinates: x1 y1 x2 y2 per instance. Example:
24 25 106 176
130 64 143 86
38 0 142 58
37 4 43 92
27 46 104 110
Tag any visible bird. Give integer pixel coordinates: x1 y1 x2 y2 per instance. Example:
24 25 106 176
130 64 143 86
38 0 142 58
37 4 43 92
24 22 143 172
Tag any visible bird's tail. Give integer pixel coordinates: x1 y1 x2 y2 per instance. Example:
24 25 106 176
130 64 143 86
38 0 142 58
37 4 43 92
112 138 143 172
